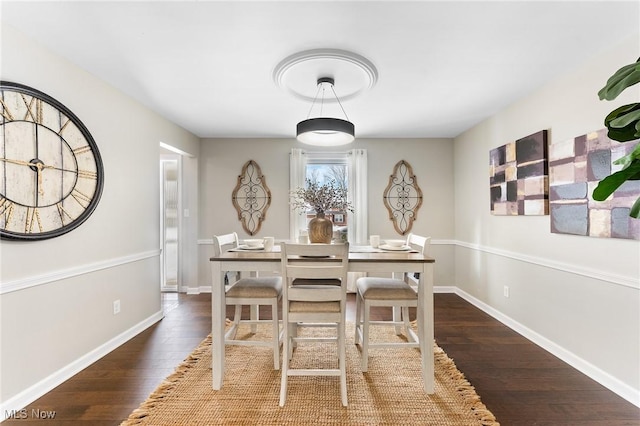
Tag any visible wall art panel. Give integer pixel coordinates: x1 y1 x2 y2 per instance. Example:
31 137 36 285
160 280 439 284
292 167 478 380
231 160 271 236
383 160 423 235
549 128 640 240
489 130 548 215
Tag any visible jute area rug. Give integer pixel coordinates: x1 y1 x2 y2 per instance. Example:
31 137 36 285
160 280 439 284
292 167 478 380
121 323 498 425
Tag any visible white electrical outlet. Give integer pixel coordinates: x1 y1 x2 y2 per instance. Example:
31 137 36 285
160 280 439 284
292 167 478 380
503 286 510 298
113 299 121 315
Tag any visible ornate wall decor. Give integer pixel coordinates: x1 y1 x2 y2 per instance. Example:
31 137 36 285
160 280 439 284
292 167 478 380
489 130 548 215
383 160 423 235
231 160 271 236
549 128 639 240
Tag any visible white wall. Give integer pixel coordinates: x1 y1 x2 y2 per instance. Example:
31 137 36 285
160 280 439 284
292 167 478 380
0 24 200 409
196 137 456 293
453 34 640 405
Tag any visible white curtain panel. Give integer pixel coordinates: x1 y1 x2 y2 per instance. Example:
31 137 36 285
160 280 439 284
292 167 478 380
347 148 368 245
347 148 368 292
289 148 308 242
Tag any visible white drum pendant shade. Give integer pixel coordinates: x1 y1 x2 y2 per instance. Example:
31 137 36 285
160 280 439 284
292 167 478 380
296 117 355 146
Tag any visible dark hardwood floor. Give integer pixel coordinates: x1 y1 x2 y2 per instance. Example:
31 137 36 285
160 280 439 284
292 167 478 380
4 293 639 425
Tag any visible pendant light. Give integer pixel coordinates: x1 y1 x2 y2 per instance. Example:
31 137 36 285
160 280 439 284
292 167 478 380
296 77 355 146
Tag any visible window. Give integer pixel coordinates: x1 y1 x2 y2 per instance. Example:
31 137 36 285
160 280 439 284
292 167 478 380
290 149 368 245
306 158 349 237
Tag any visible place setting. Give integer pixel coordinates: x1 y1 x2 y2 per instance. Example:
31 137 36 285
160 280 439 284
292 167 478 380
232 237 276 252
349 235 418 253
378 238 414 252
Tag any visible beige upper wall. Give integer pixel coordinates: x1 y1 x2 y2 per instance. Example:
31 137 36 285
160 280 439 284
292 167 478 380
0 24 200 403
453 33 640 399
0 24 200 282
196 137 456 287
454 33 640 278
198 137 454 240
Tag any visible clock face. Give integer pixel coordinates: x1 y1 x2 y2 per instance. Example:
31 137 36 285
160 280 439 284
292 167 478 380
0 81 104 240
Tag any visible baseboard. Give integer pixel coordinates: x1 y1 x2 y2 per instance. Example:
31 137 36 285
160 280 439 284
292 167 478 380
434 285 456 293
453 287 640 408
0 310 164 421
186 286 212 294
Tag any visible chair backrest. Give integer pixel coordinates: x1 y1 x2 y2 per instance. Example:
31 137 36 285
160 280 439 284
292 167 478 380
404 234 430 285
213 232 240 256
407 233 431 256
281 243 350 303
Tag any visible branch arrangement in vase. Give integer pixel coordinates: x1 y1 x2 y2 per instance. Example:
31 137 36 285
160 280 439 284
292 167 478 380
290 178 354 215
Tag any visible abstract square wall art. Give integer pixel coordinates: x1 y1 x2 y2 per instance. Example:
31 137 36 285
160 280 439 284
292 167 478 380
549 128 640 240
489 130 548 215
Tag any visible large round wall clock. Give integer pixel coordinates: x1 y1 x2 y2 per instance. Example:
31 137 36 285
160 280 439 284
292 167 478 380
0 81 104 241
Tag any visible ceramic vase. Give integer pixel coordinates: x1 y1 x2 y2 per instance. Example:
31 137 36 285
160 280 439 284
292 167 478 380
308 211 333 244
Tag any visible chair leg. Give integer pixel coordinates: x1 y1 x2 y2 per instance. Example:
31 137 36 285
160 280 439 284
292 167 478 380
287 322 296 360
393 305 403 335
339 320 348 406
226 304 242 340
250 304 258 333
402 306 415 343
361 299 370 372
279 320 289 407
354 291 362 346
272 299 280 370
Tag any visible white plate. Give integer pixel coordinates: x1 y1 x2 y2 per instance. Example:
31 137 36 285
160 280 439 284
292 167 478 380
379 244 411 251
237 245 264 250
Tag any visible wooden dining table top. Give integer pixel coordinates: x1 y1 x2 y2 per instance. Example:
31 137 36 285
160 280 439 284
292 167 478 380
210 245 435 263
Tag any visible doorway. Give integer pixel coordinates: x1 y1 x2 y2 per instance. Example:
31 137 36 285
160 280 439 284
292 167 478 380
160 155 180 292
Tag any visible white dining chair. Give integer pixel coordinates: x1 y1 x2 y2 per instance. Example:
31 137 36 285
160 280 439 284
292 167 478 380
279 242 350 407
213 232 283 370
354 234 431 372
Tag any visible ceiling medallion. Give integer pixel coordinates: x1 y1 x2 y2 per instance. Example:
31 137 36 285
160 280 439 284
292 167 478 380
273 48 378 103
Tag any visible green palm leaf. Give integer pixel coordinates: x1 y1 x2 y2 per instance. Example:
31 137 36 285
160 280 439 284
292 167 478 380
604 103 640 141
594 58 640 219
598 58 640 101
592 160 640 201
608 105 640 129
630 197 640 219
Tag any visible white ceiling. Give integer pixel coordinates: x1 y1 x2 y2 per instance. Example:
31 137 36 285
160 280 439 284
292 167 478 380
2 1 638 140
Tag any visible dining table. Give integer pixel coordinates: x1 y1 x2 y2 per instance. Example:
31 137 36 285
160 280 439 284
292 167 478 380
210 243 436 393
